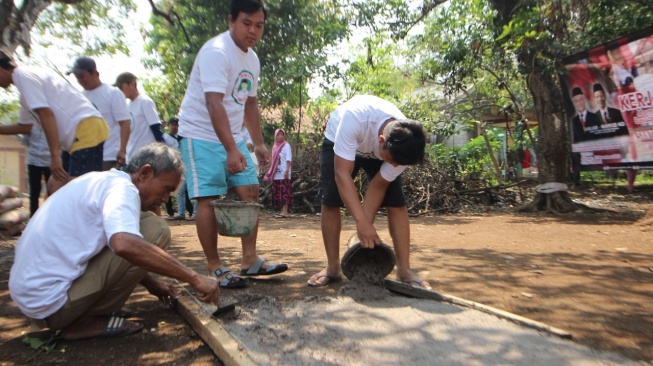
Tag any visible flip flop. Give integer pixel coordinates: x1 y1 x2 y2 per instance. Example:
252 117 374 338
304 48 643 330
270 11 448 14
240 257 289 276
307 273 342 287
101 316 144 337
274 214 289 218
213 267 249 289
401 278 432 290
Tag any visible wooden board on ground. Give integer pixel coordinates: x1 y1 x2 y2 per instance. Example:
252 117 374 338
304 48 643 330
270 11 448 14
384 279 572 339
175 290 257 366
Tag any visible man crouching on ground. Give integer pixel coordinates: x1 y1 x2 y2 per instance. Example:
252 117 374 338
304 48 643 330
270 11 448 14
9 143 220 340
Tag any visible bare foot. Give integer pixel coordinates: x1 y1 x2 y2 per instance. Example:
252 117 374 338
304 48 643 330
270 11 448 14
62 316 143 340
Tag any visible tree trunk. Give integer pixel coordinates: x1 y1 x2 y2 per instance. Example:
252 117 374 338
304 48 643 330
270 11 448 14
487 0 584 213
1 0 81 52
519 52 578 212
480 121 503 184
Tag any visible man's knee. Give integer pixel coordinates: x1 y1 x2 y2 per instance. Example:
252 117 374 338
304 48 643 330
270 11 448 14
139 211 171 250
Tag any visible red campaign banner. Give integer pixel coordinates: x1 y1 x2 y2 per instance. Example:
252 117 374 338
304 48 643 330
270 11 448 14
560 26 653 171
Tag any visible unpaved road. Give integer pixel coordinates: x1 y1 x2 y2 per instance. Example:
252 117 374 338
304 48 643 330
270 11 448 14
0 186 652 365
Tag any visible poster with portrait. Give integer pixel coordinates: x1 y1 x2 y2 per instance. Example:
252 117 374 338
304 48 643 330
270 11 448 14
560 26 653 171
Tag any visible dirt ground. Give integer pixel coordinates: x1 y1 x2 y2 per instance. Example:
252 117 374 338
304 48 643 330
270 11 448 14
1 185 652 365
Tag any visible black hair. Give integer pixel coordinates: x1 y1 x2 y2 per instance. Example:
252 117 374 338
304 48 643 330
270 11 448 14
592 83 605 94
0 47 17 71
231 0 268 20
382 120 426 166
168 117 179 125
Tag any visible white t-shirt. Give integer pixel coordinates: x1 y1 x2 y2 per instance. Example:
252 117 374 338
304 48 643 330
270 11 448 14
163 133 179 151
273 143 292 180
20 116 51 167
325 95 407 182
83 84 131 161
13 67 103 152
126 94 160 161
9 169 142 319
178 31 260 144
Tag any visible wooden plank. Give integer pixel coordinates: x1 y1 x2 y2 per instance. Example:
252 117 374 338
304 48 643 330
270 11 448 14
384 279 572 339
176 294 258 366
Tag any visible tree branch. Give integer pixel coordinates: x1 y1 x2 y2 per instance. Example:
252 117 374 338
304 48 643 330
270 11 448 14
147 0 192 47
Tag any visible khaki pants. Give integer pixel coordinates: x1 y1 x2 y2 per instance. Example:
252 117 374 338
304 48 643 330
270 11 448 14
38 211 170 330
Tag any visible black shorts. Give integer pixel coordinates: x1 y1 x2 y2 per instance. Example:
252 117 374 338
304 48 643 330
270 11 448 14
319 138 406 208
62 142 104 177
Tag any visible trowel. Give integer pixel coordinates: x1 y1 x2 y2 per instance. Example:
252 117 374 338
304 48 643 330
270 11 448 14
212 302 237 318
175 281 238 319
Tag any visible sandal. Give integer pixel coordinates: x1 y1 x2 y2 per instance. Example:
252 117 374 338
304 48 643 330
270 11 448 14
240 257 288 276
401 278 432 290
101 316 144 337
307 272 342 287
212 267 249 289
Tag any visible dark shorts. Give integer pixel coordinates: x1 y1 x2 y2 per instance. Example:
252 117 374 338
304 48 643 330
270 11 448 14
319 138 406 208
62 142 104 177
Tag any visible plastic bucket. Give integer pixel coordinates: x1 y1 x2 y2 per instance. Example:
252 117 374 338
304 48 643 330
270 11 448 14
211 200 263 237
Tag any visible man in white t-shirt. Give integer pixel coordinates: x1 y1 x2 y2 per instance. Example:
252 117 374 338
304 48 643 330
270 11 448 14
114 72 165 162
177 0 287 289
9 143 220 341
307 95 431 290
0 48 109 194
67 57 132 171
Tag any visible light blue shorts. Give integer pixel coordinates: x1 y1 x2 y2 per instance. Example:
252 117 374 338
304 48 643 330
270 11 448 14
180 137 259 199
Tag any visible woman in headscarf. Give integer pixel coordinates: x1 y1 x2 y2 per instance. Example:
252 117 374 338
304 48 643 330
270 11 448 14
264 129 294 217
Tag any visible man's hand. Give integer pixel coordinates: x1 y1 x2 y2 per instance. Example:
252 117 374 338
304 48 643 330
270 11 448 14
356 220 381 249
143 277 180 309
226 149 247 175
49 155 69 182
254 144 269 167
116 151 127 167
188 274 220 305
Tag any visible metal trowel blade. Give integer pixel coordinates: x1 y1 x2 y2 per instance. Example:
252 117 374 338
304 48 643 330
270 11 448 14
212 303 236 317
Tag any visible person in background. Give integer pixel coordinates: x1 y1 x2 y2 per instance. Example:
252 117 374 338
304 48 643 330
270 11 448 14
177 0 288 289
114 72 164 162
21 124 51 216
9 144 220 341
67 57 131 170
162 117 194 220
0 47 109 194
264 129 294 218
162 117 181 219
308 95 430 289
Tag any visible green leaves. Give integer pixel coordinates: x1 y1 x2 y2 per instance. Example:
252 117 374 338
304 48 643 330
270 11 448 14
22 334 63 353
36 0 137 56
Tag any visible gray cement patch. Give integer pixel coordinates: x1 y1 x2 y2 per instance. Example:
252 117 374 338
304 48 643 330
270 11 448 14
212 288 636 366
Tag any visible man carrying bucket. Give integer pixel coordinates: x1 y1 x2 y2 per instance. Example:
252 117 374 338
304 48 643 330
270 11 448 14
177 0 288 289
308 95 431 289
